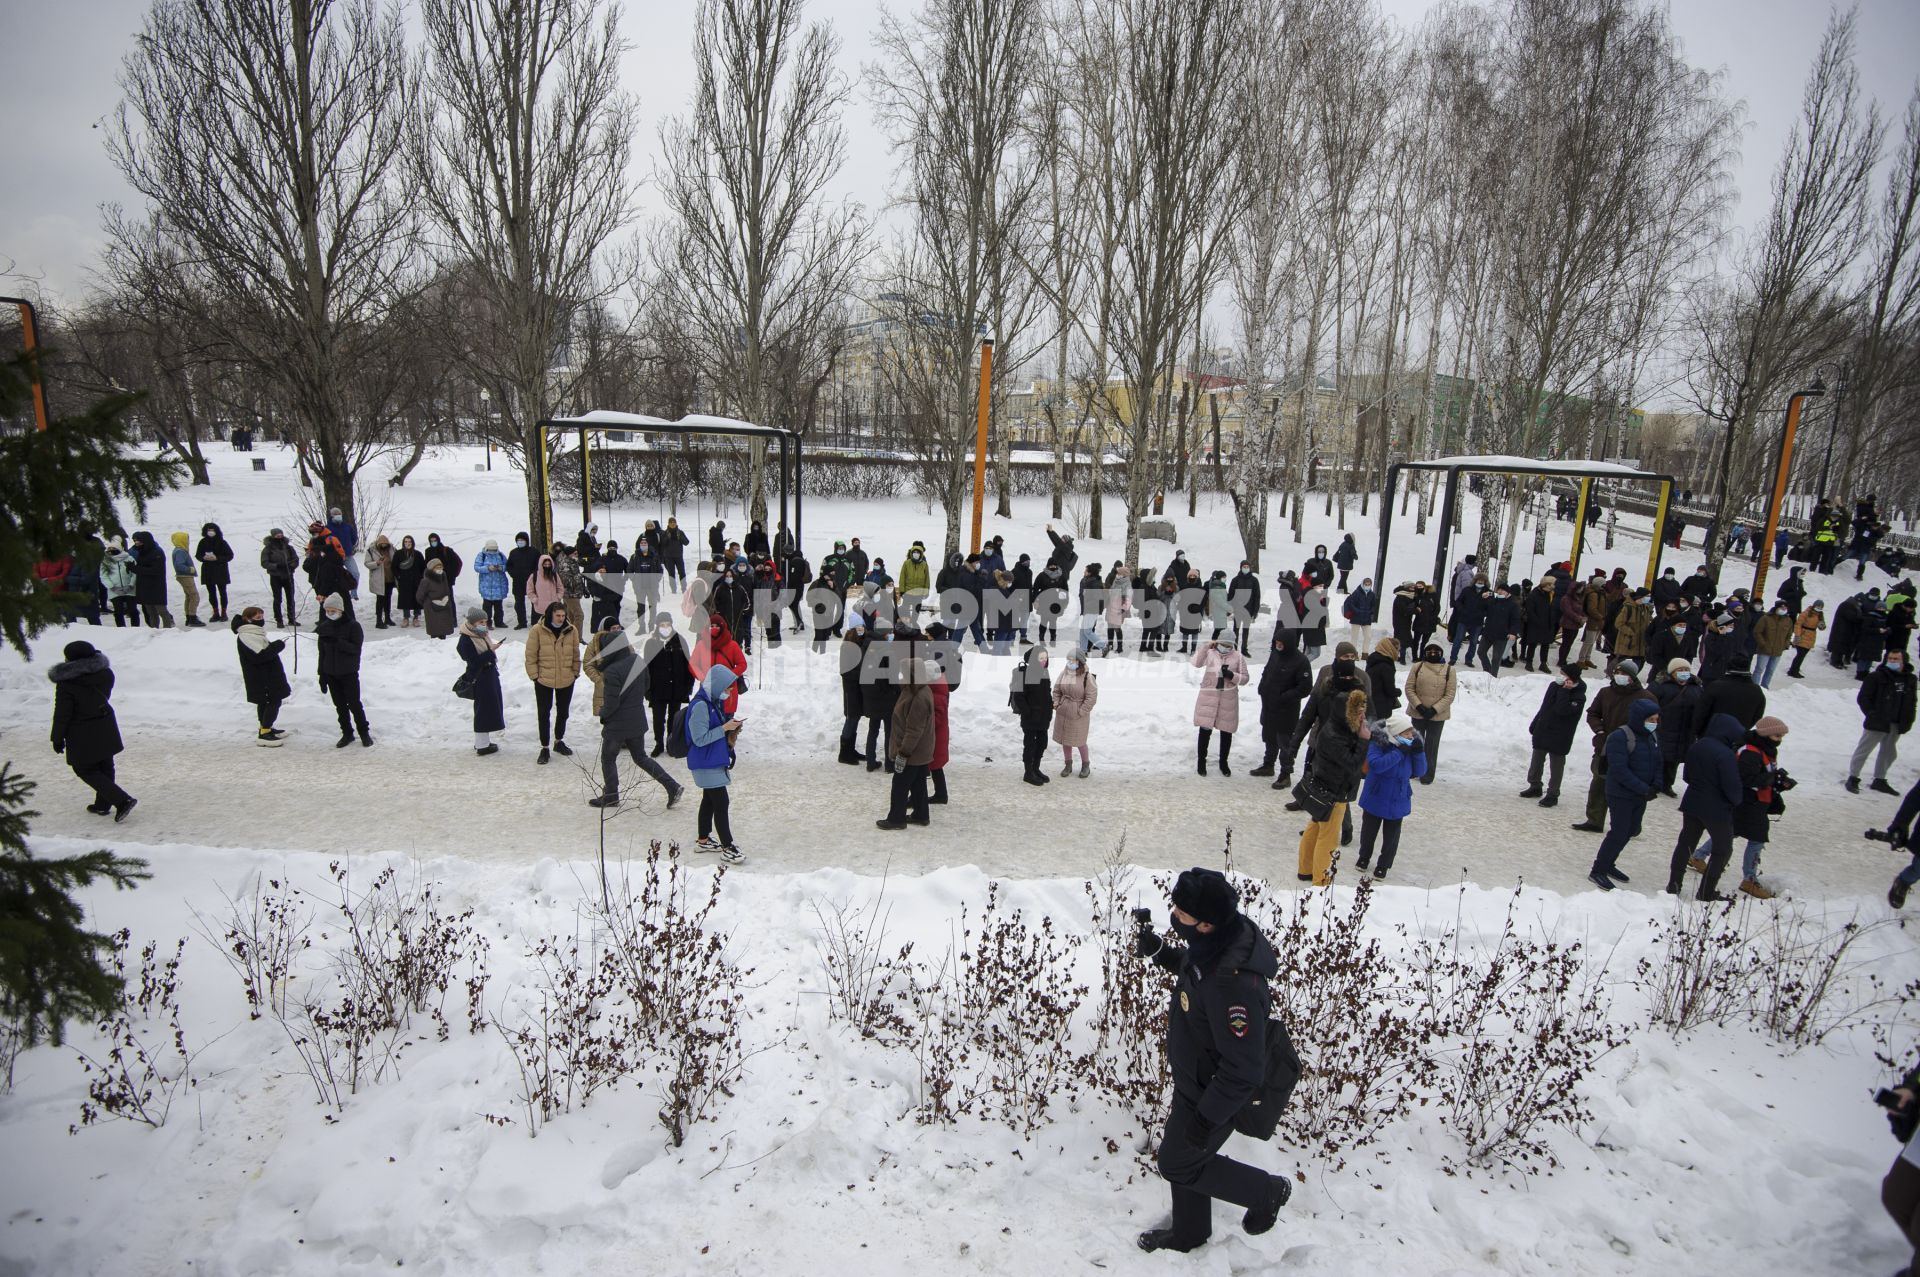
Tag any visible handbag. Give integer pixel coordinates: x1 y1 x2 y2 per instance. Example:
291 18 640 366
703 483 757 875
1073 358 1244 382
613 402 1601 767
1290 774 1336 823
1233 1016 1304 1141
452 671 476 700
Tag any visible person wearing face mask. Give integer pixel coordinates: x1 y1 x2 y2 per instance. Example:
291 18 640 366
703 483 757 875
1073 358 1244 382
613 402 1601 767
899 541 931 617
1293 670 1370 885
1331 533 1358 592
1052 648 1100 777
1251 633 1313 781
475 539 510 629
391 536 426 628
505 532 539 628
1521 664 1587 807
1747 603 1792 688
1665 712 1748 899
233 606 292 744
1692 651 1767 735
1652 659 1703 797
1644 610 1693 682
1131 868 1294 1256
876 659 935 830
315 593 372 748
47 640 137 820
1227 561 1261 653
1105 564 1135 655
259 528 300 628
691 613 748 722
1571 659 1657 833
1193 636 1251 777
1356 713 1426 879
1009 643 1054 785
1342 577 1379 654
1787 600 1825 678
457 608 507 755
638 612 695 754
418 558 457 639
1477 583 1520 677
1848 651 1917 795
363 534 395 629
524 601 581 764
1403 643 1456 783
1612 588 1654 674
422 532 462 587
1727 717 1793 899
1587 698 1663 891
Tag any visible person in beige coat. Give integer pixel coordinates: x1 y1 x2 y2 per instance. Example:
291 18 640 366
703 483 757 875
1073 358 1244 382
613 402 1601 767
523 599 582 763
1404 642 1457 784
1052 651 1100 777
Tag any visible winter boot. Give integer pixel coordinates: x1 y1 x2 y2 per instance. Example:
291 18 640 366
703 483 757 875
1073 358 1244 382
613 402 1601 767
589 794 619 809
1587 870 1615 892
1079 760 1090 779
1538 793 1558 808
1687 856 1708 874
1243 1173 1292 1236
1871 778 1899 795
1196 737 1207 777
1739 878 1775 900
1136 1229 1201 1254
553 740 572 757
1060 760 1074 778
112 798 138 824
359 730 374 747
1518 785 1543 798
1846 776 1862 794
1218 749 1232 779
1892 878 1911 909
837 745 862 766
1023 769 1047 787
336 731 354 749
538 747 551 765
1570 821 1604 833
85 801 112 816
1605 867 1629 883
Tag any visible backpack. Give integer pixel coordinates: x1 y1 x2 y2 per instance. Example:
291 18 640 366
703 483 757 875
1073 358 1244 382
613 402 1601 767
664 703 692 759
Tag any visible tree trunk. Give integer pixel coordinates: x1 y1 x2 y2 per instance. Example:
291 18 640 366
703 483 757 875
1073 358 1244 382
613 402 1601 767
389 434 430 488
993 432 1012 519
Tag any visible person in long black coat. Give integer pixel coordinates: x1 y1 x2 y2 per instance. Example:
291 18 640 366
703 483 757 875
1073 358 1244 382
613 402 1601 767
1520 582 1558 671
316 593 372 747
1010 643 1054 785
1652 661 1703 795
590 629 685 809
836 621 870 764
640 611 696 755
1521 666 1587 806
48 640 136 818
859 629 900 769
506 533 540 628
1692 654 1766 733
457 608 507 754
233 607 292 744
196 522 236 620
128 530 175 628
1251 633 1313 778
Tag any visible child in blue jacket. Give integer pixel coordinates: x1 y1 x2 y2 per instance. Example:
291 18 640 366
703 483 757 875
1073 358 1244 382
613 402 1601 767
1356 712 1428 879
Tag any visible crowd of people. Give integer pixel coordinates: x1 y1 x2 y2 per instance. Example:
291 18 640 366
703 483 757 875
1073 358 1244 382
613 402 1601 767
31 497 1920 900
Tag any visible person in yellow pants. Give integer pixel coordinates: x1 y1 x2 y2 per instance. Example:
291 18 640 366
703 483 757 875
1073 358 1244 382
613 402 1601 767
1292 682 1372 885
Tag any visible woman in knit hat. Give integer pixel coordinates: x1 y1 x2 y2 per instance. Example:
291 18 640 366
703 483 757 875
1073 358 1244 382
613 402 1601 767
1727 716 1792 899
1356 712 1427 879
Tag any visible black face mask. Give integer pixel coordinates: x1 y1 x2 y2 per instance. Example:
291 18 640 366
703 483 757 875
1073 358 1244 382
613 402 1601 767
1171 918 1203 944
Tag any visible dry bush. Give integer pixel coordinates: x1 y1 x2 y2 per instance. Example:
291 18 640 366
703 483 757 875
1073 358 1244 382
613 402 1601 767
72 933 199 1131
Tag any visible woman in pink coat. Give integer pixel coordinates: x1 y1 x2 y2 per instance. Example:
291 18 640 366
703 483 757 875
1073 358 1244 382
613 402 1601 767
1102 566 1132 654
1192 636 1250 776
528 554 564 618
1051 651 1099 777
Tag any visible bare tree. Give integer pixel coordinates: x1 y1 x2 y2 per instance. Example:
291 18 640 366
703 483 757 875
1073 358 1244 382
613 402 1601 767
869 0 1044 558
414 0 640 546
108 0 416 524
1685 11 1878 576
654 0 867 528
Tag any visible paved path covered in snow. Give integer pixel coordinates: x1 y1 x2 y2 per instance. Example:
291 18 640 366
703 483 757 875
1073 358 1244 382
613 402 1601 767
21 729 1910 905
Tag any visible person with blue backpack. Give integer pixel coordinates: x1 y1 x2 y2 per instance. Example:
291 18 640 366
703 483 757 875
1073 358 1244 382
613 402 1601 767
1587 697 1663 891
1355 712 1427 880
682 665 746 865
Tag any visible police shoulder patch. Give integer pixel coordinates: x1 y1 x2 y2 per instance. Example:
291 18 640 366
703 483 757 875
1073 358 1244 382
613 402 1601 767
1227 1005 1250 1038
1179 990 1190 1013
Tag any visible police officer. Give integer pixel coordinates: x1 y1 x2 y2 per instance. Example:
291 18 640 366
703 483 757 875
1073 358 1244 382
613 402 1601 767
1133 868 1292 1254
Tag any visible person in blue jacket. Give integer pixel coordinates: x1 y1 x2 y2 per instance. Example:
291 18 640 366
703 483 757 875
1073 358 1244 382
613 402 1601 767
1588 697 1662 891
1665 711 1747 900
685 666 746 865
473 539 510 628
1356 712 1427 879
1342 578 1380 652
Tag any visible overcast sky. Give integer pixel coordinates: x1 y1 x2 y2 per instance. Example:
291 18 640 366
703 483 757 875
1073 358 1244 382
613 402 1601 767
2 0 1916 312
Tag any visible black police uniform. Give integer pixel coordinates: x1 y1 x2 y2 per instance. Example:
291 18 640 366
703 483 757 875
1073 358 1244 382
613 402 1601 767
1147 914 1282 1248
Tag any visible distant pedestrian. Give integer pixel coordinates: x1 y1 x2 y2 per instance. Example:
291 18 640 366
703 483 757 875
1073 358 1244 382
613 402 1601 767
1052 648 1099 778
1587 698 1661 891
232 606 291 745
457 607 506 755
588 625 685 811
1848 651 1917 796
315 593 372 747
48 640 137 821
684 666 746 864
169 532 204 626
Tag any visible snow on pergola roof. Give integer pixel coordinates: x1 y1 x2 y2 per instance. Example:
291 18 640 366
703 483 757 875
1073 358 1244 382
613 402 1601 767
544 409 798 440
1413 454 1656 478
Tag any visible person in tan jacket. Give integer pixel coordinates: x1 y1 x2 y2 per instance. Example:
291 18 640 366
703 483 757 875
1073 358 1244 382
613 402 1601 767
1052 650 1100 777
524 600 582 764
877 659 937 830
1750 601 1795 687
1403 642 1456 784
1788 602 1826 679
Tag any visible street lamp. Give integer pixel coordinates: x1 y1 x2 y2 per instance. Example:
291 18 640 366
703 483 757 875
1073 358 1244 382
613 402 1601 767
1751 377 1828 601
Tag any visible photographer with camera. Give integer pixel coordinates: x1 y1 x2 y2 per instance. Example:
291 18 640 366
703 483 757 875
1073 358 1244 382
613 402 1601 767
1877 1062 1920 1270
1131 868 1298 1255
1728 717 1793 900
1876 778 1920 908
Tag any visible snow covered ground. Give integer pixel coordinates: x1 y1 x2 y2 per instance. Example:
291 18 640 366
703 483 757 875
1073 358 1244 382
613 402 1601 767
1 443 1916 1275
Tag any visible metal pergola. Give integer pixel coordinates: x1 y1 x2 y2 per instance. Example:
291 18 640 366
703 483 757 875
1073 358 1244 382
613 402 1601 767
536 411 805 553
1374 456 1676 592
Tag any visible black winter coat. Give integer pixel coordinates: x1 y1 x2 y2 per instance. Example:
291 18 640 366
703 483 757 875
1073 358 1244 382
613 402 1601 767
1257 647 1313 736
597 638 653 736
1654 677 1703 763
642 631 695 706
1522 589 1558 645
234 621 291 705
839 635 867 717
304 539 352 601
1528 680 1588 755
1332 537 1358 570
316 612 364 680
506 544 539 591
1693 672 1765 736
1151 915 1279 1129
196 528 235 585
1480 594 1520 640
861 640 901 720
391 549 426 601
1009 653 1053 728
49 653 123 767
129 537 168 605
1365 651 1401 718
1732 738 1782 843
1678 714 1746 823
1860 664 1919 734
